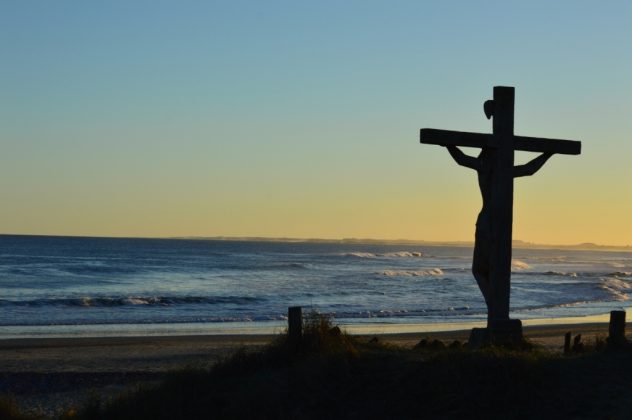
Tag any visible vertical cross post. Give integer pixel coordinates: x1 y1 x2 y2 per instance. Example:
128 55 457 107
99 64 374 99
489 86 515 326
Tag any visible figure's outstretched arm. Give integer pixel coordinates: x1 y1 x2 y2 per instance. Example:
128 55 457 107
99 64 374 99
513 152 554 177
445 146 480 170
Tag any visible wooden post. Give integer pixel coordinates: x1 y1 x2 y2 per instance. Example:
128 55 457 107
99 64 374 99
572 334 584 352
564 332 571 354
288 306 303 342
608 310 626 346
489 86 514 325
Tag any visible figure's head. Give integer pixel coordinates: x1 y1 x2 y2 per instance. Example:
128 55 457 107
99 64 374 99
484 100 494 120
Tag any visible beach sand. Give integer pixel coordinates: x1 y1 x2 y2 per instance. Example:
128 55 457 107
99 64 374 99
0 322 616 417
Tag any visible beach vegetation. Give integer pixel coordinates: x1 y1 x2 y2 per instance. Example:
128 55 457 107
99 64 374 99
0 394 32 420
55 324 632 419
281 310 358 357
5 326 632 419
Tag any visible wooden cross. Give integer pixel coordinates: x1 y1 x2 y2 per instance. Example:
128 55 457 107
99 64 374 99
420 86 581 331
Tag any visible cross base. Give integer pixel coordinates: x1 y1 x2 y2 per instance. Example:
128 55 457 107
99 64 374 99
468 319 525 349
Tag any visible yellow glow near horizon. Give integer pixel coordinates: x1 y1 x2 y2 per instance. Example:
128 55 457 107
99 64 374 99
4 167 630 246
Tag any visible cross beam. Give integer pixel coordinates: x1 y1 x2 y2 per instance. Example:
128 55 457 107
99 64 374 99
418 86 581 332
420 129 581 155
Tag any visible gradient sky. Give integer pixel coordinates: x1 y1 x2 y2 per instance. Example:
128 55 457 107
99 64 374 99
1 1 631 244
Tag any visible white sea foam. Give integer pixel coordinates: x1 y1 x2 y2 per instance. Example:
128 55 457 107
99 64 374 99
378 268 444 277
598 277 631 301
553 301 592 308
544 271 578 277
611 271 632 278
383 251 424 258
345 251 423 258
126 297 152 305
511 259 530 270
345 252 377 258
602 277 631 289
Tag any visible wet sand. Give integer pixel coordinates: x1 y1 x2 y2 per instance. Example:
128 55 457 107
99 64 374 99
0 322 616 417
0 335 272 416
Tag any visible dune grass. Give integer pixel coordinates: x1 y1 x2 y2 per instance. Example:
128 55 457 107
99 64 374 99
0 394 32 420
6 316 632 419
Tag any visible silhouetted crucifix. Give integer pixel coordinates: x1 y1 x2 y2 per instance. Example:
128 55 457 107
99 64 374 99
420 86 581 334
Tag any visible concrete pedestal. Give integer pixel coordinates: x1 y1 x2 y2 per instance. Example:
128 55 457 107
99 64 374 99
468 319 524 349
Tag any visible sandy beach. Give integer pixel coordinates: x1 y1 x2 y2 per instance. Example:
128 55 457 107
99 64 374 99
0 321 618 417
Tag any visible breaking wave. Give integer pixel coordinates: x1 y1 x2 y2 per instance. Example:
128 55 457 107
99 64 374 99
511 259 530 270
610 271 632 278
345 252 376 258
320 305 479 319
344 251 424 258
542 271 578 277
527 278 632 310
384 251 424 258
598 277 631 302
0 295 263 308
519 271 631 279
377 268 444 277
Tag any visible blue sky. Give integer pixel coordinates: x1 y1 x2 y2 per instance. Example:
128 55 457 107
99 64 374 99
1 1 631 244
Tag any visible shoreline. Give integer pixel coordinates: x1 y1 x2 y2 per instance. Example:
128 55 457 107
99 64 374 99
0 317 619 376
0 310 620 340
0 319 618 373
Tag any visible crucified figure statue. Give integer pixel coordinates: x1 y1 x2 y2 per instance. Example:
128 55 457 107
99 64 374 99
445 145 553 316
421 87 581 342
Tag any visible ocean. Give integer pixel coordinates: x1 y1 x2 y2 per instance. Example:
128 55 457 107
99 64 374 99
1 235 631 337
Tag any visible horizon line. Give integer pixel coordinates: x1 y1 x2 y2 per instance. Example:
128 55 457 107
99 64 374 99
1 232 630 250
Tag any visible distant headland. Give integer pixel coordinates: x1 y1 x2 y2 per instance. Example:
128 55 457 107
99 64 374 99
172 236 632 252
1 233 630 251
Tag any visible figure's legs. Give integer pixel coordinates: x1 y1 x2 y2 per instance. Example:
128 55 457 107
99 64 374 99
472 226 492 318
